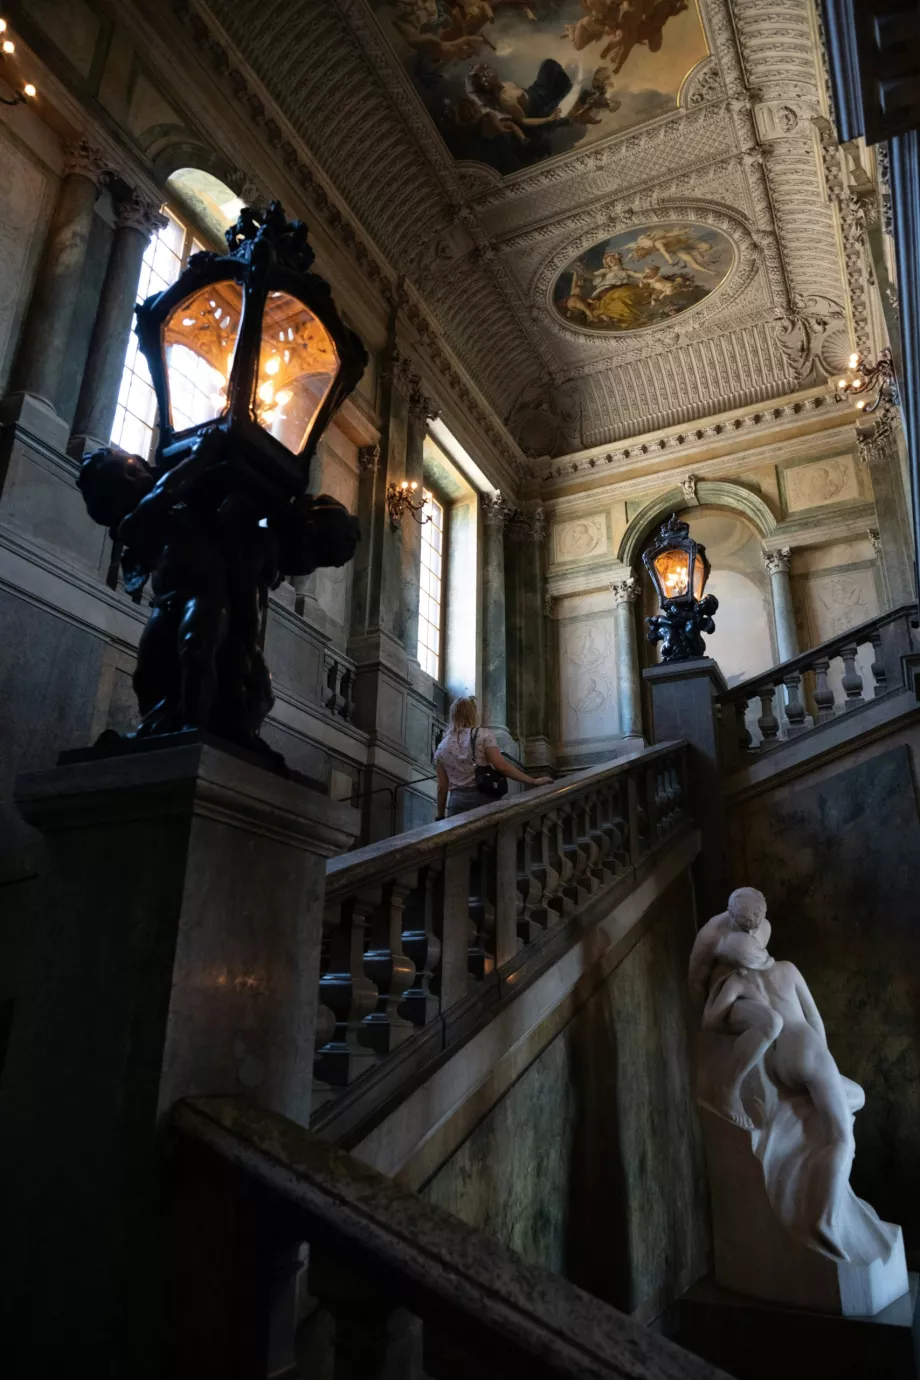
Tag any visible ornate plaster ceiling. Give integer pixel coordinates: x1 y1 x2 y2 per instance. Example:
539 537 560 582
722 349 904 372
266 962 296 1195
201 0 866 464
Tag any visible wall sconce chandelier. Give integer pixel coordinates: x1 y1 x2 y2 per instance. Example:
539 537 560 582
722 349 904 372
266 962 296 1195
643 514 719 663
387 480 430 530
835 346 897 414
0 18 37 105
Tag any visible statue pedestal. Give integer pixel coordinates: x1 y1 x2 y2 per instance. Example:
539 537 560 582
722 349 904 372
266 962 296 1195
0 740 358 1376
701 1107 909 1316
675 1273 920 1380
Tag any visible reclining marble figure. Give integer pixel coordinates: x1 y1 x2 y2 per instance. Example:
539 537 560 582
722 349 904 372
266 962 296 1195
689 888 908 1316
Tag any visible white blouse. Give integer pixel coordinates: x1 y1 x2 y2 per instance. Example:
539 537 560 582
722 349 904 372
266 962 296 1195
435 727 498 790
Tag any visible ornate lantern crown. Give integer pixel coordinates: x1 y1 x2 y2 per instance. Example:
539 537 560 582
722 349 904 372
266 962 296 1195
134 201 367 500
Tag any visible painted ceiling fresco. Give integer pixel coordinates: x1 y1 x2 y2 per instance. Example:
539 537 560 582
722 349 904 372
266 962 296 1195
371 1 709 174
553 222 734 332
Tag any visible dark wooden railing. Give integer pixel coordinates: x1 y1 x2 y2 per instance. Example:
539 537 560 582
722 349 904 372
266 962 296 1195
718 603 918 768
313 743 689 1114
169 1095 730 1380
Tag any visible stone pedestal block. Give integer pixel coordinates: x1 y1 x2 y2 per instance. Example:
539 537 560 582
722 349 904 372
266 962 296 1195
643 657 728 916
675 1274 920 1380
0 741 357 1377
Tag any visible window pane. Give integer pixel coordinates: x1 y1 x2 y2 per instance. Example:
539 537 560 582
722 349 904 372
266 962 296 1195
111 208 186 457
418 490 445 681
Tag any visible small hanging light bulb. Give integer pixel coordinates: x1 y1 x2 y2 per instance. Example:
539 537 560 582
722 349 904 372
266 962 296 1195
0 20 7 33
265 356 280 376
2 38 14 54
23 82 35 98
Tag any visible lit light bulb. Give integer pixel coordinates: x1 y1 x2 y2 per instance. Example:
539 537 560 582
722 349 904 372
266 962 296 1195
23 83 35 98
409 481 418 492
265 356 280 376
838 379 848 389
257 381 274 404
849 353 860 368
2 39 14 54
853 377 863 388
0 20 7 33
275 388 293 406
856 399 866 410
400 481 408 491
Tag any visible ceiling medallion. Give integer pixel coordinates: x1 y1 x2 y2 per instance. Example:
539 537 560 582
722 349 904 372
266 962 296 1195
370 1 709 176
551 221 735 334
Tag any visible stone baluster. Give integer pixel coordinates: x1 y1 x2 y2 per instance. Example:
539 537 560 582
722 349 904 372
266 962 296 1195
515 819 545 943
467 840 496 982
643 761 662 845
69 189 167 455
735 698 752 753
438 846 476 1011
542 810 572 921
584 792 612 885
494 820 521 967
628 771 648 863
399 864 442 1028
839 643 865 709
340 666 354 722
781 670 808 735
558 804 588 906
480 491 511 737
812 656 837 721
573 796 602 893
7 139 112 431
360 878 416 1054
315 894 380 1087
610 574 643 739
869 630 888 697
757 685 781 744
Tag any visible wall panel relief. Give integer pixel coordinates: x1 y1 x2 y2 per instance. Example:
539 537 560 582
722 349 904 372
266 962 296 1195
558 613 619 743
782 454 861 514
553 514 608 564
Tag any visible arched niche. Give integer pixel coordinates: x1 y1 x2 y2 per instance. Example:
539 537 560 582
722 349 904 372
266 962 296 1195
636 501 779 693
618 481 776 568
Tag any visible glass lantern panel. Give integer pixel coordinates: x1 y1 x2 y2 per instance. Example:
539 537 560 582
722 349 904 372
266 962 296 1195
255 292 339 452
653 548 691 601
162 280 243 432
692 552 707 600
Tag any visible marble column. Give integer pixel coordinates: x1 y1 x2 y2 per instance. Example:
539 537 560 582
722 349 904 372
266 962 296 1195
763 547 799 663
8 138 111 418
508 506 549 760
69 189 166 456
480 489 511 735
611 574 643 739
401 382 438 664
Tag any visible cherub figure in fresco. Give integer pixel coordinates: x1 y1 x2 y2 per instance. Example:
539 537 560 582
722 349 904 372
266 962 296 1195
642 263 689 302
394 19 495 67
569 65 621 124
561 252 647 328
441 0 537 39
562 1 689 73
626 225 715 275
562 0 618 51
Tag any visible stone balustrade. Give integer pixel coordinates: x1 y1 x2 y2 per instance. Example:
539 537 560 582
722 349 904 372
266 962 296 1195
322 649 356 722
719 603 918 767
313 742 689 1104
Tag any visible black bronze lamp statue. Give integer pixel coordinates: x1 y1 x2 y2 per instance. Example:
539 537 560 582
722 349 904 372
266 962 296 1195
76 202 367 770
643 513 718 662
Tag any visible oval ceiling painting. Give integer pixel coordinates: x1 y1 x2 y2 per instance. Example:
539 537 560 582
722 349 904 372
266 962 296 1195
553 222 735 333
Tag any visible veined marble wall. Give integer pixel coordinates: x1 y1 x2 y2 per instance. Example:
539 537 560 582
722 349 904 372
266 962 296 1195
0 118 57 394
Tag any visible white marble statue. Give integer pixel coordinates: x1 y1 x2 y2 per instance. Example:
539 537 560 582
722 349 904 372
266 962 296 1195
690 889 908 1314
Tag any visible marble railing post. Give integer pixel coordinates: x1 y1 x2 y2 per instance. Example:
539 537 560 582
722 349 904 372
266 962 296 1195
763 547 799 663
8 139 111 418
610 574 643 740
481 489 511 736
69 189 166 455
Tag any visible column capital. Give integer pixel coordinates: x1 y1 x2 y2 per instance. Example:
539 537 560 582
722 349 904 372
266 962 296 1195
407 376 439 423
610 574 641 604
856 401 900 466
507 506 545 543
61 138 112 189
680 473 699 504
114 190 168 238
763 547 792 576
481 489 512 527
868 527 882 557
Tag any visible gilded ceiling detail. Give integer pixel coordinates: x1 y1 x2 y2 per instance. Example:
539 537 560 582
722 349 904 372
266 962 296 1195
201 0 866 464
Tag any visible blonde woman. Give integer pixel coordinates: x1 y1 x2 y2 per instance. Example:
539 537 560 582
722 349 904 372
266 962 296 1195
434 695 552 820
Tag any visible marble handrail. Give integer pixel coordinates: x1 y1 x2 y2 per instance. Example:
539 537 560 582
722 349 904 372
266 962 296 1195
171 1095 729 1379
316 742 689 1093
717 603 918 761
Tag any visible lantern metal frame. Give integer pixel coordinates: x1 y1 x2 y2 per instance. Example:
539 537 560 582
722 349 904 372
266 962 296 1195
643 513 718 663
134 202 367 501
